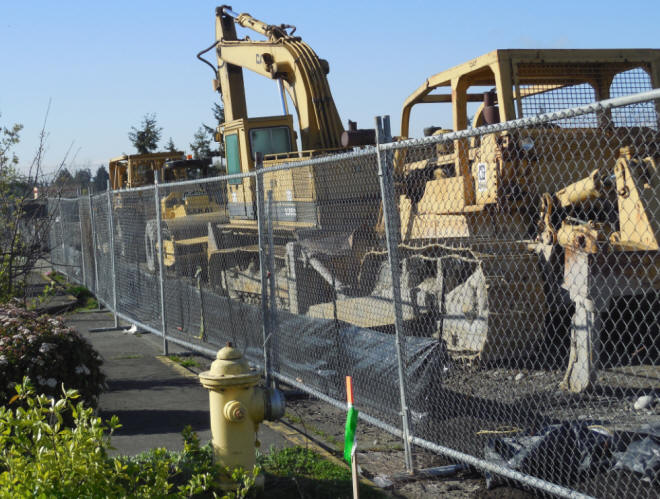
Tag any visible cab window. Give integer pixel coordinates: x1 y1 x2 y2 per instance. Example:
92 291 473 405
249 126 292 157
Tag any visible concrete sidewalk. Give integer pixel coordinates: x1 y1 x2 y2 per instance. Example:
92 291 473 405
67 310 290 456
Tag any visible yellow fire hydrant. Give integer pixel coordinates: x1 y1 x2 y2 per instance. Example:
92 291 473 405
199 342 285 477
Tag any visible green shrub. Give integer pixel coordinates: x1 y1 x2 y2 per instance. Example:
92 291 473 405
0 303 105 407
66 284 98 310
0 378 256 498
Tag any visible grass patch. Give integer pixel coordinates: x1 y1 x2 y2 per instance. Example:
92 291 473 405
48 271 67 285
67 285 98 311
314 428 342 450
41 272 98 312
259 447 384 499
167 355 200 369
283 412 342 450
284 411 302 425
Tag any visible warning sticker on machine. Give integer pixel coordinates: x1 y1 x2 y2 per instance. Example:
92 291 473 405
477 163 487 192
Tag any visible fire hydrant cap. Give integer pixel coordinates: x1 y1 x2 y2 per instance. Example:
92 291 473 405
199 343 260 387
212 344 253 375
217 344 244 361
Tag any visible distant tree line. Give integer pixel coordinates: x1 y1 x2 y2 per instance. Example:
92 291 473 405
48 102 228 195
53 165 109 194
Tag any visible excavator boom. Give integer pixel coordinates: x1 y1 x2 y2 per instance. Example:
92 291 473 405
214 6 344 150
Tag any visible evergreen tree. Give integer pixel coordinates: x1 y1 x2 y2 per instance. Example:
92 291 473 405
189 126 213 160
54 168 73 186
92 165 109 191
201 102 225 157
128 113 162 154
73 168 92 190
165 137 178 153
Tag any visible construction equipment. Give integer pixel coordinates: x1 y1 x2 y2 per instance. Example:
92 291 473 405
539 148 659 392
387 49 660 391
109 152 226 272
199 6 378 303
109 152 185 190
200 10 659 392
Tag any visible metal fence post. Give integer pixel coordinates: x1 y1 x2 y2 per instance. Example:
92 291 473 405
154 172 168 355
106 182 119 328
375 115 414 473
77 190 86 287
88 192 100 299
57 201 67 280
254 153 271 386
267 190 278 386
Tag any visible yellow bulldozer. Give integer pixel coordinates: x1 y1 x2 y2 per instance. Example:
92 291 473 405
388 49 660 392
200 6 659 393
109 152 226 272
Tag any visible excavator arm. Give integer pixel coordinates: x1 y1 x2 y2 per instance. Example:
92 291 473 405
213 6 344 151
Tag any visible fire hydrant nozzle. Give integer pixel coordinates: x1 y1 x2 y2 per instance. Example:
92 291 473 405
199 343 285 481
224 400 247 422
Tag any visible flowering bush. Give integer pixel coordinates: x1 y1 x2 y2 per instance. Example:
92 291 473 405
0 303 105 407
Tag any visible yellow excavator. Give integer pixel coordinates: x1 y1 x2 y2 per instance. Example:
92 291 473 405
198 5 378 304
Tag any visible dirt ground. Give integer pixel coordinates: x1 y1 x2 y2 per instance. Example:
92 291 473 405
168 341 660 498
280 395 537 498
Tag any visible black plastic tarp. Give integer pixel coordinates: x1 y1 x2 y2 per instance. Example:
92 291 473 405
485 422 660 489
273 311 449 425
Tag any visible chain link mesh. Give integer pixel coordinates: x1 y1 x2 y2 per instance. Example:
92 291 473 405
387 92 659 497
91 193 113 306
112 187 162 330
49 198 83 283
262 152 410 429
47 198 63 274
49 90 660 497
78 196 96 292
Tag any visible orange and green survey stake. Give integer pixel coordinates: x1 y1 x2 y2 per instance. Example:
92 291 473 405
344 376 358 463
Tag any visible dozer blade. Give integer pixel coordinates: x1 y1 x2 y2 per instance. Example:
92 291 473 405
439 251 548 364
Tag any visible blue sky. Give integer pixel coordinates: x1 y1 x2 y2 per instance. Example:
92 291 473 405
1 0 658 177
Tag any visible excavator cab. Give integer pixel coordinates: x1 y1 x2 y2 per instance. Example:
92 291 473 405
223 114 296 219
206 6 354 225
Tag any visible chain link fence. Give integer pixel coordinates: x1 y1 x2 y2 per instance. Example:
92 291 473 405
49 89 660 498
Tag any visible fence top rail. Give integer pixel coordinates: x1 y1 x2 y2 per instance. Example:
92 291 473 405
381 87 660 151
249 145 378 178
104 146 378 192
52 196 79 202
